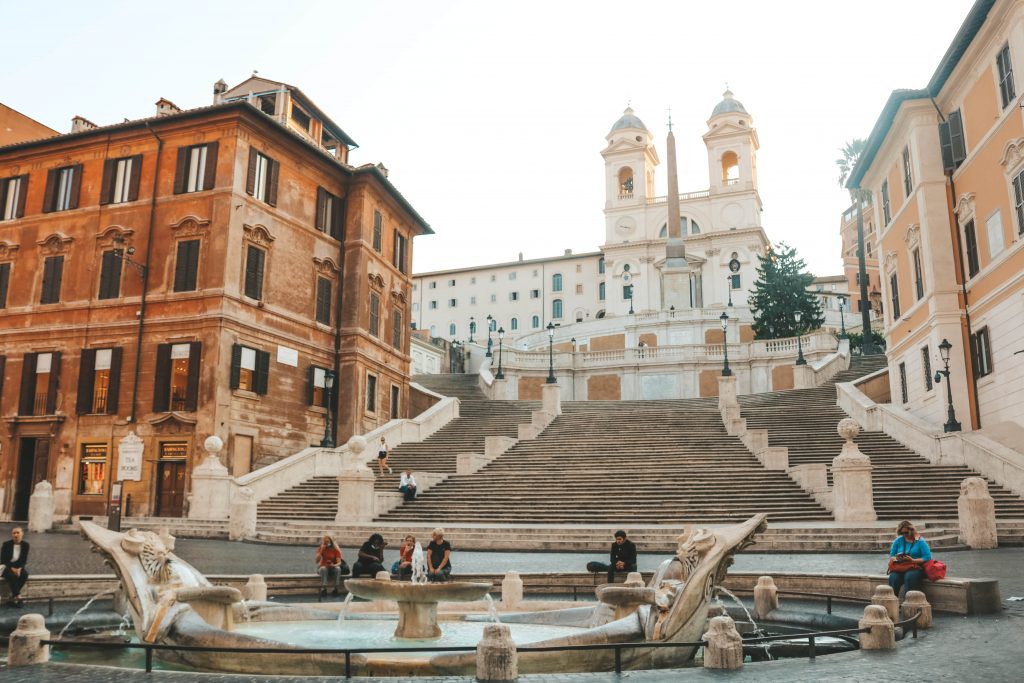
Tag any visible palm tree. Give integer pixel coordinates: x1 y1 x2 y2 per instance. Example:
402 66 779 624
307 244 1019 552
836 138 867 196
836 138 876 354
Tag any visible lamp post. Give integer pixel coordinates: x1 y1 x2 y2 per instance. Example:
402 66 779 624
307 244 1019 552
570 337 577 352
837 295 848 339
495 327 505 379
469 316 475 344
486 314 493 357
546 322 557 384
628 286 634 314
320 369 336 448
720 312 732 376
794 310 807 365
726 275 733 307
935 338 962 432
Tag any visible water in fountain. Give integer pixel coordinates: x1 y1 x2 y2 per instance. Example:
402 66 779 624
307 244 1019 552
57 591 113 640
239 600 252 623
411 542 428 585
484 594 501 624
714 585 773 660
114 611 133 637
336 592 355 626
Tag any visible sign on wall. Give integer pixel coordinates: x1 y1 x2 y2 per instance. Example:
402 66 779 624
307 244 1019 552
277 345 299 367
116 431 144 481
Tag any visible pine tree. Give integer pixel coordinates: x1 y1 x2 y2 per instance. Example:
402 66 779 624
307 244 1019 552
748 243 825 339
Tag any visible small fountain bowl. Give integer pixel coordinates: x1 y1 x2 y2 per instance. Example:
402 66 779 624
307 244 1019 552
344 579 493 603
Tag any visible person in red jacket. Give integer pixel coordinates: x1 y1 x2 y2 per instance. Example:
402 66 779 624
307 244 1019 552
315 535 348 597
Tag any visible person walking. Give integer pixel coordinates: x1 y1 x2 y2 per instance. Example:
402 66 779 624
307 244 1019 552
378 437 392 475
1 527 30 607
352 533 387 577
887 520 931 597
315 535 348 597
399 470 417 502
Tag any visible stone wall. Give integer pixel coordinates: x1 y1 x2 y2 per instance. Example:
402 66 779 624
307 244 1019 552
587 374 621 400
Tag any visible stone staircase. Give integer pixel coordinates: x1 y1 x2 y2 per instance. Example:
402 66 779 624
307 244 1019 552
739 355 1024 521
413 373 487 402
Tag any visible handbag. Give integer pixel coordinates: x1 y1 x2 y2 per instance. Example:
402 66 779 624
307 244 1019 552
887 557 917 573
923 559 947 581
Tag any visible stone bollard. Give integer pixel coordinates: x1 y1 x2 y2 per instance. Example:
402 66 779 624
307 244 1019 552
870 585 899 622
229 487 257 541
337 436 376 524
624 571 644 586
858 604 895 650
28 480 55 533
901 591 932 629
501 571 523 609
701 615 743 670
718 375 739 410
476 623 517 682
541 383 561 416
8 613 50 666
753 576 779 619
243 574 268 602
375 571 391 581
957 477 998 549
831 419 877 522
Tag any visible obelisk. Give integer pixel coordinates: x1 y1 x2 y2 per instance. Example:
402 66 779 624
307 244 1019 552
661 122 692 308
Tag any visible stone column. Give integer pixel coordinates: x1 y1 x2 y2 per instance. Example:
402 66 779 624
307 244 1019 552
858 604 895 650
243 575 268 602
7 614 50 666
831 419 876 522
870 585 899 621
228 487 257 541
901 591 932 629
957 477 998 549
476 623 517 682
27 481 54 533
542 383 561 415
753 576 779 619
337 436 375 524
189 436 232 520
501 571 523 609
701 616 743 670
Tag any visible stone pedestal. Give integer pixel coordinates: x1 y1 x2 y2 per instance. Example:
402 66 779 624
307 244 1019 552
660 263 693 312
701 615 743 669
957 477 998 549
337 435 375 524
858 604 895 650
871 585 899 621
793 363 815 389
189 436 232 520
229 487 257 541
753 576 779 619
542 383 561 416
485 437 517 459
831 419 876 522
901 591 932 629
243 574 268 602
492 378 508 401
758 447 788 471
625 571 644 586
501 571 523 609
7 614 50 666
457 453 490 475
53 452 73 522
27 481 54 533
717 376 738 410
476 623 517 682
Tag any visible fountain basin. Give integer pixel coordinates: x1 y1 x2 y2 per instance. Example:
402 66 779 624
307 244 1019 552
344 579 493 639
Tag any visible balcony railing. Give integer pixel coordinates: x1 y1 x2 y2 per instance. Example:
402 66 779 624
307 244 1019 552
33 393 48 415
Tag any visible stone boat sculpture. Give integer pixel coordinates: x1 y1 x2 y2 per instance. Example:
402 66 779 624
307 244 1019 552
80 514 766 676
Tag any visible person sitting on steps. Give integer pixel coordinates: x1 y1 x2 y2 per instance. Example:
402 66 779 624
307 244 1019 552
352 533 387 577
399 470 417 502
315 535 348 597
586 530 637 584
378 437 392 475
426 528 452 582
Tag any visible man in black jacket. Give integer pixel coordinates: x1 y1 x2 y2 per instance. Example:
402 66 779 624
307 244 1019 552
587 530 637 583
1 527 30 607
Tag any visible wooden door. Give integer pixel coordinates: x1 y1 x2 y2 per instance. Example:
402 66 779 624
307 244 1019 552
155 461 186 517
13 438 49 521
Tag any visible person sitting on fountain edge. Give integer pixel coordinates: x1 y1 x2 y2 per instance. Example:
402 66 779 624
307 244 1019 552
352 533 387 577
1 527 29 607
586 530 637 583
391 534 416 579
316 535 349 597
426 528 452 581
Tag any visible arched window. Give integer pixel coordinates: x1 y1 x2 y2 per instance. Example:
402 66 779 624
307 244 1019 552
510 317 518 331
489 318 497 331
449 323 456 336
659 217 700 237
429 324 437 337
617 167 634 196
598 257 605 274
599 282 606 300
575 310 584 322
552 299 563 318
722 151 739 183
531 315 540 329
552 273 563 292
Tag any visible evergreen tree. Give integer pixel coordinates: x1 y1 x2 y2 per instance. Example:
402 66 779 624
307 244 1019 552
748 243 825 339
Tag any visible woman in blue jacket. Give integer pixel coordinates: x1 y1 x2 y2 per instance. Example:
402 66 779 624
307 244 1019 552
888 520 931 596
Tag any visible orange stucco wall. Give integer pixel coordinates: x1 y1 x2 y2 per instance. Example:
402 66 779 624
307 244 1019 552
772 365 794 391
587 374 621 400
590 334 625 351
518 376 546 400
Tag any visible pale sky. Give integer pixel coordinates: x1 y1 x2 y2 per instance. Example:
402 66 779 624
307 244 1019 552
3 0 976 276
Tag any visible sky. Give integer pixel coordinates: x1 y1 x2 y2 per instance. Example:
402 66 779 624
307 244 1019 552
2 0 977 276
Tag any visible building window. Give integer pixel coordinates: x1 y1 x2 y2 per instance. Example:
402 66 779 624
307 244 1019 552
998 42 1016 109
889 273 901 319
0 262 10 308
98 250 123 300
623 284 634 300
0 174 28 220
449 322 456 336
373 210 383 252
43 165 82 212
552 273 563 291
530 289 539 299
470 296 476 305
490 294 497 303
575 284 583 294
598 257 605 274
309 366 330 407
428 281 437 289
510 317 518 331
490 274 496 282
174 240 200 292
532 315 540 329
393 309 403 348
901 146 913 197
986 210 1005 259
153 342 201 412
230 344 270 394
246 149 279 205
599 282 606 300
393 230 408 273
78 444 108 496
510 292 519 301
939 109 967 171
912 248 924 300
731 274 741 289
922 347 933 391
898 362 908 404
370 293 380 337
963 220 980 278
244 245 266 300
391 384 400 420
101 155 142 205
315 277 332 325
77 347 122 415
429 300 438 310
576 264 582 273
552 299 563 318
448 298 457 308
509 272 517 280
291 105 311 131
881 180 891 225
366 373 377 413
972 327 993 377
1013 170 1024 236
470 277 476 285
315 188 341 238
489 318 497 332
19 351 60 416
174 143 217 194
40 255 64 304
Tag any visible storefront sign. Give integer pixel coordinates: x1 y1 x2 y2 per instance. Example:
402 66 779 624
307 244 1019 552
117 431 145 481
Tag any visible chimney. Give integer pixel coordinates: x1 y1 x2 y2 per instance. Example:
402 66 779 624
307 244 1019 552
155 98 181 118
213 78 228 104
70 116 97 133
376 162 389 178
518 252 524 262
564 248 572 255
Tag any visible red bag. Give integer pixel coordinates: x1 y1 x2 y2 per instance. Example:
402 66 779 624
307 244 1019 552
888 557 917 573
924 559 947 581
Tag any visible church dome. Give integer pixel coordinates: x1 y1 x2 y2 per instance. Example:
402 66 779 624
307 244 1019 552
609 107 648 133
711 89 748 117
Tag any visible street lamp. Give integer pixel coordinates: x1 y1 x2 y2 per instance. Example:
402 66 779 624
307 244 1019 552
720 312 732 376
570 337 577 352
546 322 557 384
628 286 634 314
469 316 476 344
935 338 962 432
726 275 733 307
320 369 336 448
794 310 807 365
495 327 505 379
486 314 493 357
837 295 848 339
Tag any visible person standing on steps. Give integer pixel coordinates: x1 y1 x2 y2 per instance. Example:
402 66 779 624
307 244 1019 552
426 528 452 581
352 533 387 577
315 535 348 597
378 437 392 475
399 470 417 502
586 530 637 584
1 527 29 607
887 520 931 597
